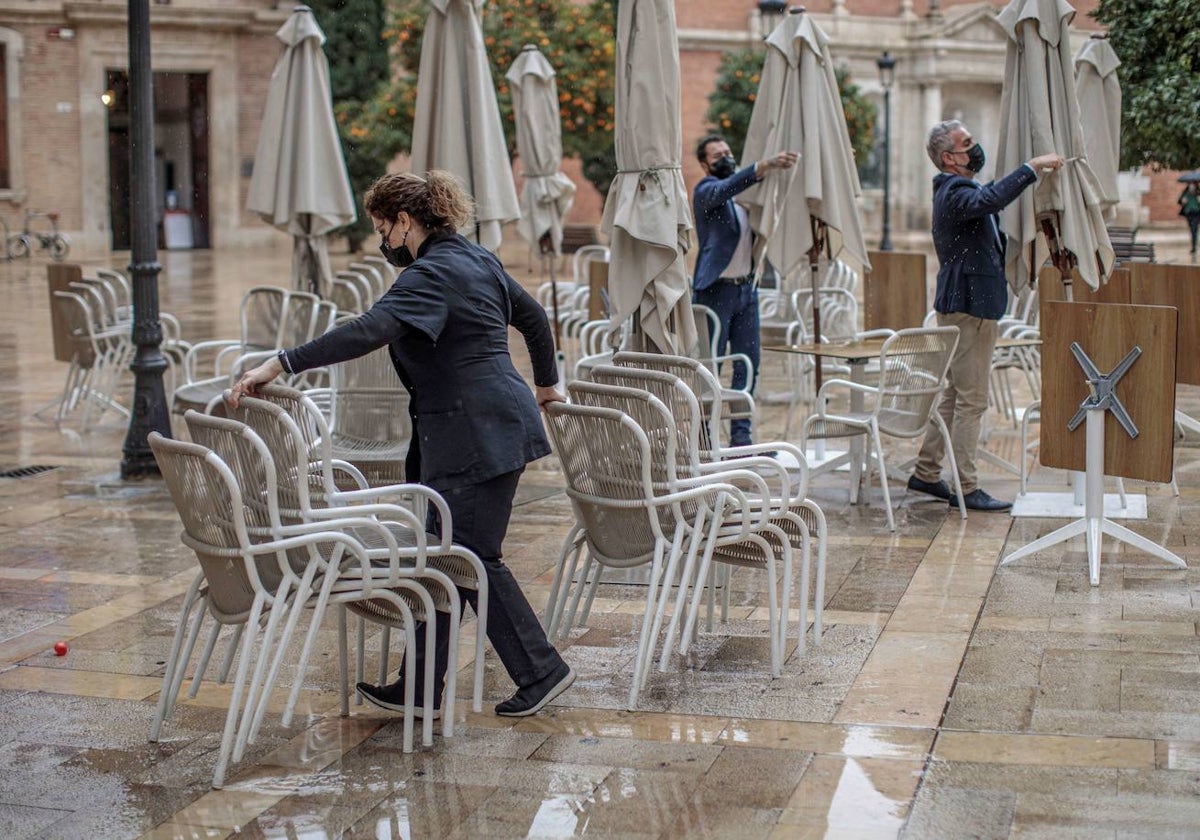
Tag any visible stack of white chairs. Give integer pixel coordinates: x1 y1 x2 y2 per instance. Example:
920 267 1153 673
172 286 336 415
149 420 447 788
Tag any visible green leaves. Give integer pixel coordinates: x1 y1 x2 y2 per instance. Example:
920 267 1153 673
1094 0 1200 169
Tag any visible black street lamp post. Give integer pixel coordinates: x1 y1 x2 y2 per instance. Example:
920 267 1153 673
876 51 896 252
120 0 171 478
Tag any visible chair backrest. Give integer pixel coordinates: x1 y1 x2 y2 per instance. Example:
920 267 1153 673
51 291 98 368
330 276 365 315
228 388 328 520
613 350 724 454
589 364 705 477
874 326 960 437
544 401 662 567
183 410 281 534
567 380 678 489
328 340 411 448
348 262 387 298
149 432 275 619
691 304 721 370
240 287 289 351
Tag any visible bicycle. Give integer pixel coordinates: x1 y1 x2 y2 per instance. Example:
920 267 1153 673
6 209 70 261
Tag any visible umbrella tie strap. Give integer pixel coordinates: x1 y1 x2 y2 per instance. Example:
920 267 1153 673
617 165 681 205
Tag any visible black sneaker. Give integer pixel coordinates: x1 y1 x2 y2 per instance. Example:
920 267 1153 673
494 663 575 718
949 488 1013 512
356 681 442 720
907 475 953 501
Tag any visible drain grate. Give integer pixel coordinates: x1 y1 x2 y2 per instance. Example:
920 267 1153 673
0 465 60 479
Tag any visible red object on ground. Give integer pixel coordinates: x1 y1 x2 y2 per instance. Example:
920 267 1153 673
53 641 68 656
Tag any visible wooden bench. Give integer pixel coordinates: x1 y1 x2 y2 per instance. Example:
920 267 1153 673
560 224 602 254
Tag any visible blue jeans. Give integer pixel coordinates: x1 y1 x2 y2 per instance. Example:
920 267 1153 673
694 281 760 446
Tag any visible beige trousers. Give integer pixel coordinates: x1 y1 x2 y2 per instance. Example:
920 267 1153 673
914 312 999 495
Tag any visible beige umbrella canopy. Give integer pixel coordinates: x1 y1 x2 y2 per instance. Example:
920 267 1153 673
1074 35 1122 213
601 0 696 355
996 0 1114 293
506 45 576 257
246 5 356 298
410 0 519 253
739 9 869 372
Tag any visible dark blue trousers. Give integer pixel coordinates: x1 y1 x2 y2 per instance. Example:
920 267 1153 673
694 281 760 445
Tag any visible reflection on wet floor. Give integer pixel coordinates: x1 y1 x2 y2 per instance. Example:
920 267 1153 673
2 240 1200 839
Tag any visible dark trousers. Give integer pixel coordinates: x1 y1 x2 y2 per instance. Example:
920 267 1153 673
693 280 761 445
401 468 564 702
1188 215 1199 253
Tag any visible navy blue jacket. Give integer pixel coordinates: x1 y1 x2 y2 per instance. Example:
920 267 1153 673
286 232 556 490
931 164 1038 320
692 164 761 292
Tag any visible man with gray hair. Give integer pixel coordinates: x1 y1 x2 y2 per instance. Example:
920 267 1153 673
907 120 1063 511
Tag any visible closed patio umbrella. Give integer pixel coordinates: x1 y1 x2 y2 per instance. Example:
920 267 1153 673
600 0 696 355
247 5 356 298
740 9 869 386
506 44 576 346
1074 34 1122 213
996 0 1114 294
410 0 519 253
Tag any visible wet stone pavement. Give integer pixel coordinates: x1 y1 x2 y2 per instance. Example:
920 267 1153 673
1 240 1200 839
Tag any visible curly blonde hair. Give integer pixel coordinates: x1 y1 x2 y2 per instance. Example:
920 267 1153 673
363 170 474 232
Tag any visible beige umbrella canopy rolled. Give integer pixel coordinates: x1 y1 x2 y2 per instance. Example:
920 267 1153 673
506 45 576 257
996 0 1114 294
410 0 519 253
247 5 356 298
1074 35 1122 213
600 0 696 355
739 9 869 368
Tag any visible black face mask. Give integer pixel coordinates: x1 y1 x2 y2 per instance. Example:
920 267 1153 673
963 143 986 173
710 155 737 179
379 225 415 268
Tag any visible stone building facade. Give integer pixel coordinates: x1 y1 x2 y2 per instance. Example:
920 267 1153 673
0 0 286 256
0 0 1178 258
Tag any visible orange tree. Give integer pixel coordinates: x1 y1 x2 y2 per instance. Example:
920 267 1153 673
705 46 877 173
378 0 618 198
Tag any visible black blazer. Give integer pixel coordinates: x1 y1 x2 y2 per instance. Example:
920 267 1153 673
931 165 1037 320
287 233 556 490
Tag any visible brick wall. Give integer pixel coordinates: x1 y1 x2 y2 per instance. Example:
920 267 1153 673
11 22 82 230
237 28 278 230
1145 169 1187 225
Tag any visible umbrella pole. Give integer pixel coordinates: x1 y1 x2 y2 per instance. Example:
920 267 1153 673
809 218 827 395
544 249 567 385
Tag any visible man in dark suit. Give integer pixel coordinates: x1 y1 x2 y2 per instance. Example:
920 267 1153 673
693 134 797 446
907 120 1063 511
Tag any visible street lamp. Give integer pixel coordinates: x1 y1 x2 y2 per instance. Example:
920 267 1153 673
757 0 788 36
876 51 896 252
121 0 170 478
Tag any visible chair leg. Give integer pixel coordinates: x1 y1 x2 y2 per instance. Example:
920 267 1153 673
544 525 582 631
659 516 709 671
338 606 350 718
233 580 295 762
548 541 585 640
934 413 967 518
150 574 204 742
216 624 245 684
642 524 688 686
354 615 366 705
627 544 665 709
376 627 391 686
872 424 895 532
211 596 267 789
189 621 223 699
579 558 604 628
803 500 828 644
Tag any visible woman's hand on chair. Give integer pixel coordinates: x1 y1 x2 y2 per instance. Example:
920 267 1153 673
228 357 283 408
536 385 566 410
